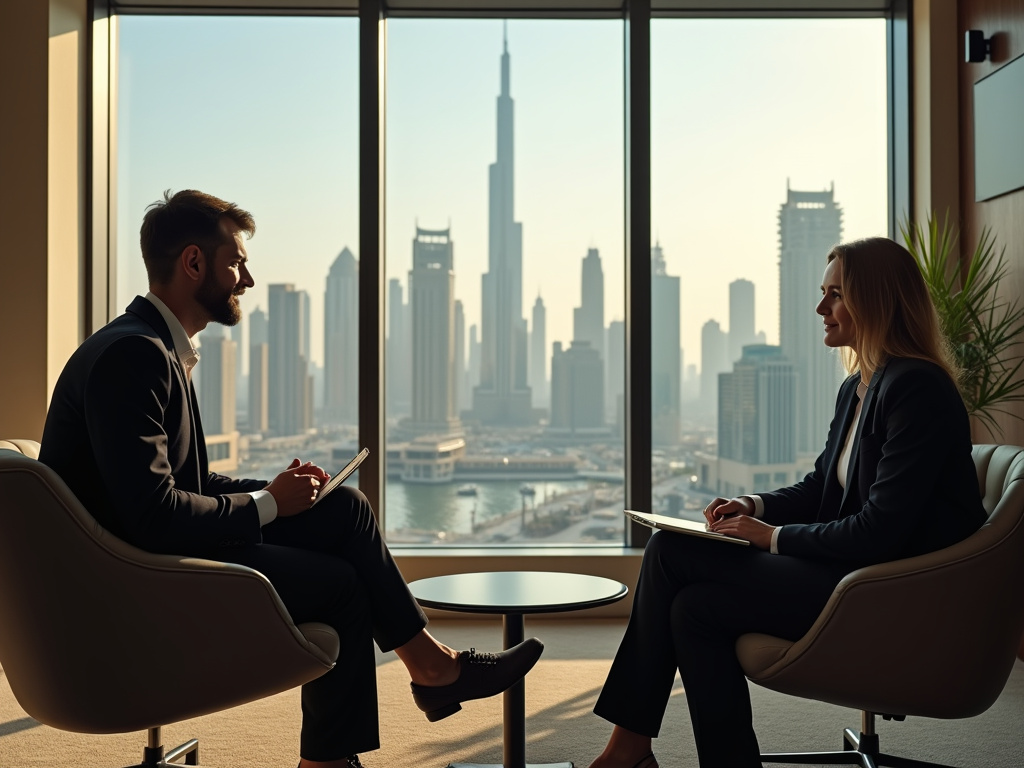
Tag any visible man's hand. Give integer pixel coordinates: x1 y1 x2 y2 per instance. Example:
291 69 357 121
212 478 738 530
709 514 776 551
703 496 755 526
265 458 328 518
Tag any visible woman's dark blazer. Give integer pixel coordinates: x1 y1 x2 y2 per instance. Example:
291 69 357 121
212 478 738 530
757 357 987 567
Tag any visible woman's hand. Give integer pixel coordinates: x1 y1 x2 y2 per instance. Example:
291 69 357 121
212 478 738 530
709 514 777 551
703 496 755 526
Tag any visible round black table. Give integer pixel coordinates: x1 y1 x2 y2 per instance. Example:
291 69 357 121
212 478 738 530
410 571 629 768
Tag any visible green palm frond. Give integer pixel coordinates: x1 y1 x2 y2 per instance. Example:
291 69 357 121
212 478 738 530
899 213 1024 438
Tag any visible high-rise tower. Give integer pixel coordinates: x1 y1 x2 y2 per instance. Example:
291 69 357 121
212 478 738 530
573 248 605 362
472 26 532 425
778 183 844 453
651 242 681 445
529 295 547 408
455 299 467 412
387 278 411 415
728 278 757 365
403 226 462 436
197 325 237 436
718 344 797 465
700 319 728 419
248 306 269 434
268 284 313 437
324 247 359 425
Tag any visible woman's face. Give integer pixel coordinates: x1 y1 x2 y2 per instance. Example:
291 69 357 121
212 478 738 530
817 258 857 349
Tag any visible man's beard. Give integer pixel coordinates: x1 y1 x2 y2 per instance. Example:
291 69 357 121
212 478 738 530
196 270 243 326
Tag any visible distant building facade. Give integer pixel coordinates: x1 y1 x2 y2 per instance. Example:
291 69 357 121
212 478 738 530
779 183 845 453
728 278 757 365
248 306 269 434
268 283 313 437
387 278 411 416
652 242 681 445
455 299 468 413
718 344 797 466
573 248 605 363
403 227 462 437
529 295 547 409
324 247 359 425
606 319 625 432
198 325 237 436
549 340 606 437
700 318 728 419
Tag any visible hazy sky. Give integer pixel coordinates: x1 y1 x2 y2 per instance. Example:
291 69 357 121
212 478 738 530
116 15 886 375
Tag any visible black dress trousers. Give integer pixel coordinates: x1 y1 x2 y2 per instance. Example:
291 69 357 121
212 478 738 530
191 486 428 761
594 531 851 768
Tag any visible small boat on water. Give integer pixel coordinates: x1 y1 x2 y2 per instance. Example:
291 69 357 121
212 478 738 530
456 484 479 497
519 484 536 496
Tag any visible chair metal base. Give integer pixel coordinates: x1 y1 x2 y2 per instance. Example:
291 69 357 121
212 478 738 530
122 728 200 767
761 726 960 768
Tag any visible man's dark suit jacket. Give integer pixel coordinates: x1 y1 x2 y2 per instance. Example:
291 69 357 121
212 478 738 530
759 356 987 566
40 296 265 554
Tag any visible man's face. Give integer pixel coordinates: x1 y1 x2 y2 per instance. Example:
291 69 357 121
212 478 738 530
195 219 254 326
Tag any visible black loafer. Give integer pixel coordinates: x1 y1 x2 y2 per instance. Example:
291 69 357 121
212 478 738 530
409 638 545 722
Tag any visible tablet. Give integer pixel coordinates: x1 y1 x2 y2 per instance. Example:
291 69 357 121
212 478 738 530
624 509 750 546
311 448 369 507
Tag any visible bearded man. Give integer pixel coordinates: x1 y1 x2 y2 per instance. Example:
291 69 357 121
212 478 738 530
39 189 542 768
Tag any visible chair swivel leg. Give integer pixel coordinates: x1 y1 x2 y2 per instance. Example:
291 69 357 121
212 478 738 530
761 712 962 768
122 726 200 767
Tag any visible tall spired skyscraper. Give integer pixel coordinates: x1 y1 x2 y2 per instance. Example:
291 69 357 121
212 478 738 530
778 183 844 454
472 26 532 425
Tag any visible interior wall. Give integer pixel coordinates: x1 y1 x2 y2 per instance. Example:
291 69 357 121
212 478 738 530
958 0 1024 445
0 0 89 441
913 0 961 224
0 5 50 441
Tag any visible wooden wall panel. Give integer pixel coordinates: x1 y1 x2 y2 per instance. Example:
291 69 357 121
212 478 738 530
958 0 1024 444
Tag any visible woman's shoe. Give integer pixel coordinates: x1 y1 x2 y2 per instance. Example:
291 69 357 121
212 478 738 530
409 638 544 722
631 753 658 768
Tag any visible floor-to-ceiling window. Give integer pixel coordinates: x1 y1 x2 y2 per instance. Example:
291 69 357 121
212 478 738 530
648 18 889 520
109 9 894 547
384 19 625 545
115 16 360 478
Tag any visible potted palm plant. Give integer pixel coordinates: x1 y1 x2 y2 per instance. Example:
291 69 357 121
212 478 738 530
900 213 1024 661
900 213 1024 438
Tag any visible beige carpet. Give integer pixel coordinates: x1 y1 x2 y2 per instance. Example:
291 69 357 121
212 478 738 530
2 620 1022 767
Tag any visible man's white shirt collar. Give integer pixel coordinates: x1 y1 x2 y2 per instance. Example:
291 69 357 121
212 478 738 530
144 292 200 376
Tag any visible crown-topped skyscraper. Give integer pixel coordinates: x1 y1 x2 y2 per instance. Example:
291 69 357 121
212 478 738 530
472 23 533 425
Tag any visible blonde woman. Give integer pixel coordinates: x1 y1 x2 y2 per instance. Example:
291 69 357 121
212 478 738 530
588 237 987 768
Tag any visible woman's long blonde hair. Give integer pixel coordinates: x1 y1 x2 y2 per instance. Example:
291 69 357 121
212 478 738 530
828 237 958 382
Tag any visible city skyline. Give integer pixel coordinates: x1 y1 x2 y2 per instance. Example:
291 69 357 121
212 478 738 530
117 16 886 377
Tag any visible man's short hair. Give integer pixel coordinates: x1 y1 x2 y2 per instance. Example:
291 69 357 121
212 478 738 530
139 190 256 285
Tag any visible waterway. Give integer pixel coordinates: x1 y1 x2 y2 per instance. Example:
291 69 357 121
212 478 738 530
382 478 591 537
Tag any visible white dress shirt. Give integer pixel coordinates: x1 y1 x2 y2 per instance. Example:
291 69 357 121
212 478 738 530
144 293 278 526
747 379 869 555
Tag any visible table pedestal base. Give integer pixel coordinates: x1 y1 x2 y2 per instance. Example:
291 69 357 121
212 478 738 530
448 762 573 768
